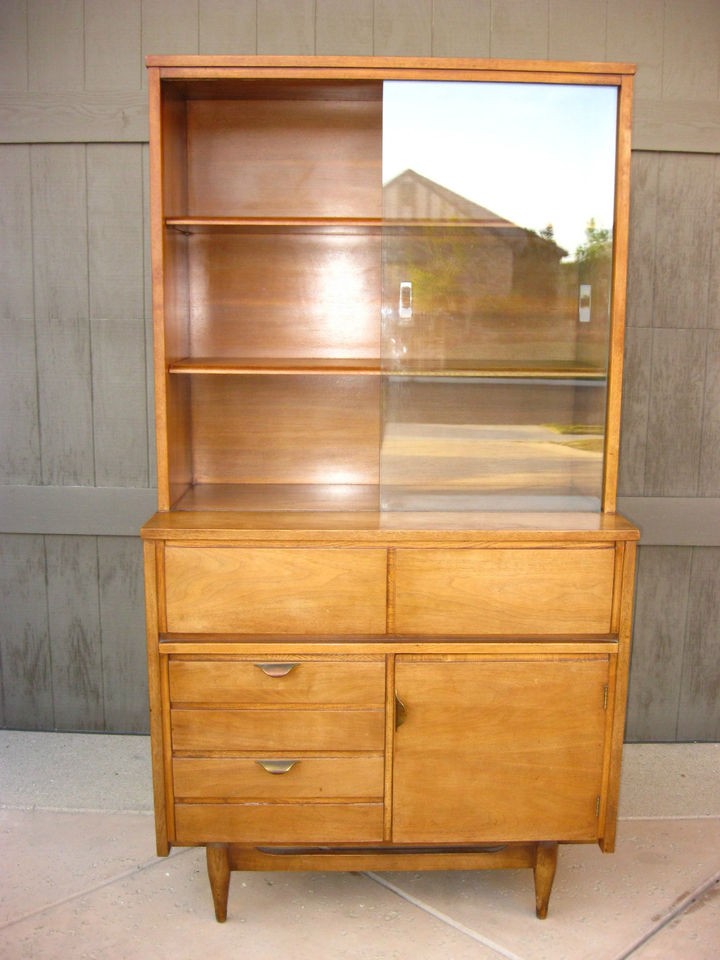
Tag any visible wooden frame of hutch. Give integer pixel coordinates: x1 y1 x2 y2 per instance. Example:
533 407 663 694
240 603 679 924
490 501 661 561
142 56 638 922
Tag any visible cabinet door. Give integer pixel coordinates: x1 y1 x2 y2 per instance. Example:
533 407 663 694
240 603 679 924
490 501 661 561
392 655 609 843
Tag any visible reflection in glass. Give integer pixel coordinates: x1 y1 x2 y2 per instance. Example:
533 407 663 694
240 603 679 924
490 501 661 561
380 81 618 510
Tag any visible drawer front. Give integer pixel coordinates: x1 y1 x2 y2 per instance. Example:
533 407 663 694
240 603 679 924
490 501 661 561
394 546 615 635
164 546 387 634
171 708 385 752
169 658 385 706
173 755 384 800
174 802 384 844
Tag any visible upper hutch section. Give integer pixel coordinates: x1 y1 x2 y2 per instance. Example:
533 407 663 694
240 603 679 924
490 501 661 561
147 57 634 515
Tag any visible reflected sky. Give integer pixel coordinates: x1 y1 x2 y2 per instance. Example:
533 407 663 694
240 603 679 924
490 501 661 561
383 81 618 258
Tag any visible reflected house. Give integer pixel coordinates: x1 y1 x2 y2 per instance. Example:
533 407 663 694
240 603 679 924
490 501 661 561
382 169 574 362
380 169 609 501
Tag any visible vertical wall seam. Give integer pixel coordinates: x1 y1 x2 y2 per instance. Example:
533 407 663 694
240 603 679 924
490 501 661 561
85 144 97 486
674 546 695 739
41 534 55 730
94 535 107 731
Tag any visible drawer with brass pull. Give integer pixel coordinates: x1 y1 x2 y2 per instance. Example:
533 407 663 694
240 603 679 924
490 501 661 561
173 755 384 800
168 657 385 706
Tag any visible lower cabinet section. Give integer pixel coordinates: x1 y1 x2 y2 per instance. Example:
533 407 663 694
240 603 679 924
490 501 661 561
163 651 615 848
143 527 637 921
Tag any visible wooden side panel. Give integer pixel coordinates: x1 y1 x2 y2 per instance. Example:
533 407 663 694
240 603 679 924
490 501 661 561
678 547 720 740
0 145 33 316
199 0 256 55
98 537 148 733
0 534 52 729
164 546 387 634
699 331 720 496
489 0 549 59
654 154 714 330
36 318 94 486
256 0 315 55
91 318 149 488
0 318 41 484
27 0 83 92
625 546 691 741
45 536 104 730
645 330 706 496
430 0 491 58
0 0 28 91
84 0 141 92
549 0 608 61
31 144 88 320
316 0 374 55
394 546 616 635
87 143 145 320
373 0 432 56
393 656 609 843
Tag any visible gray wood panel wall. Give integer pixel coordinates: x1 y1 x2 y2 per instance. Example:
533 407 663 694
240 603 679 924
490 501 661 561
1 0 719 739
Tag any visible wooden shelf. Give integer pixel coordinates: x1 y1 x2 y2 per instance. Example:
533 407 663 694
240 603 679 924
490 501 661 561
168 357 382 376
168 356 606 380
171 482 380 513
165 216 529 235
166 217 383 235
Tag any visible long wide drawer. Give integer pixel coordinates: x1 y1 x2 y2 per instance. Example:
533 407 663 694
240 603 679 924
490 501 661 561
174 802 384 844
393 546 615 635
171 708 385 752
173 755 384 800
168 658 385 706
164 545 387 634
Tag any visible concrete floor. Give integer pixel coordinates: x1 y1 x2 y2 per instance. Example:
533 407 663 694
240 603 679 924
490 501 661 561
1 733 719 959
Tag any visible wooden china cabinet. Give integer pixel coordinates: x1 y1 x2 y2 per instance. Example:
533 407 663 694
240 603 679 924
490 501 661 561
141 56 638 921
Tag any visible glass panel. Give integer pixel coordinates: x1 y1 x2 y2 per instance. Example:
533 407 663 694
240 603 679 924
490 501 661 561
380 80 618 510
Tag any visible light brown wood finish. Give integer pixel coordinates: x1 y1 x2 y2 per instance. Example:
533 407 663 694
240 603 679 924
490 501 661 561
392 656 609 843
602 71 634 513
170 707 385 753
164 545 387 634
173 756 384 800
393 546 616 635
168 658 385 705
142 56 638 922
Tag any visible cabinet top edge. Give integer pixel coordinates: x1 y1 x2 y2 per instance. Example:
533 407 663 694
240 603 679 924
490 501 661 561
141 511 640 541
145 54 636 77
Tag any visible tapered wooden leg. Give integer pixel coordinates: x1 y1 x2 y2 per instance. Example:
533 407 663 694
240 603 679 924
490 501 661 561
206 843 231 922
533 842 558 919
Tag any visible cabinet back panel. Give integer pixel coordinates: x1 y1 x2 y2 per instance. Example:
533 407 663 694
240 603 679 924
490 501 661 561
186 99 382 218
187 233 381 358
188 374 381 485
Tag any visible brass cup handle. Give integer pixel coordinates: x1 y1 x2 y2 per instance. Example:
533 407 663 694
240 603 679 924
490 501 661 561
395 692 407 729
255 759 299 775
254 662 299 678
